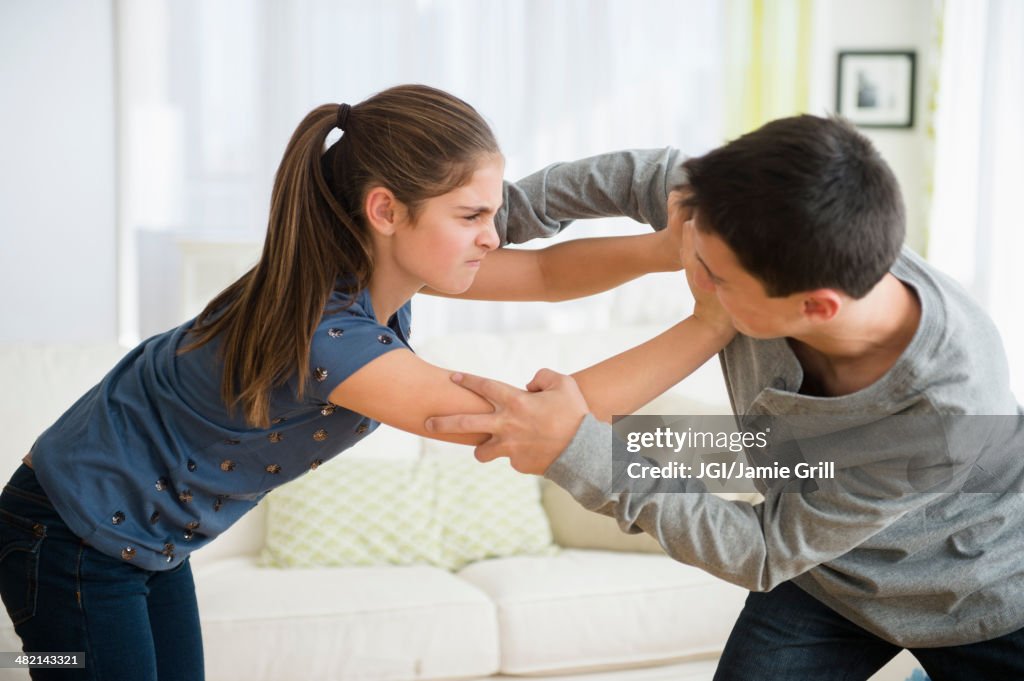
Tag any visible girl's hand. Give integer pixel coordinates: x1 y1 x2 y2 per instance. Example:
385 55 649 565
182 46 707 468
657 188 695 271
681 219 735 336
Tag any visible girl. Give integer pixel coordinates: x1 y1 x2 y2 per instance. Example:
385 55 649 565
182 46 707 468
0 84 730 680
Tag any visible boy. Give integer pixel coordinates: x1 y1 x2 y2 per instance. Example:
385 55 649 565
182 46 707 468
430 115 1024 680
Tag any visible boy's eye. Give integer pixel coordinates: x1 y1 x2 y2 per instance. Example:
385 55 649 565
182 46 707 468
464 214 481 222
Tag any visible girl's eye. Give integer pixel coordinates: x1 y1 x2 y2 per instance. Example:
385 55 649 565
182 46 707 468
464 214 481 222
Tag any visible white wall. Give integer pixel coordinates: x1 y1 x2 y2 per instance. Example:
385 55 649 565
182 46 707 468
809 0 936 253
0 0 937 343
0 0 117 342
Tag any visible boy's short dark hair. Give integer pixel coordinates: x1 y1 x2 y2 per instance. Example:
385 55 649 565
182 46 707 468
681 115 905 299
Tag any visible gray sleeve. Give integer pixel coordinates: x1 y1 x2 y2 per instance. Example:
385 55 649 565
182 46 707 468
544 414 950 592
497 148 688 245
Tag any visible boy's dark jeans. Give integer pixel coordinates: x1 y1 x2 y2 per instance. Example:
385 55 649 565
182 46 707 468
715 579 1024 681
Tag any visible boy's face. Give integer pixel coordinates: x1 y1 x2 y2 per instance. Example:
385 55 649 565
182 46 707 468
689 223 809 339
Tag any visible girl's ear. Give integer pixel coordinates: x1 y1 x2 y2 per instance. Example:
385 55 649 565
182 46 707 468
364 187 401 236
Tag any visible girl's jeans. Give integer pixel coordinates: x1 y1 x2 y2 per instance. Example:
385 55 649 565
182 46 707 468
0 465 204 681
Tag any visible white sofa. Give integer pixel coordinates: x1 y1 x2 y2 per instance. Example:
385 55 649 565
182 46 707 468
0 327 920 681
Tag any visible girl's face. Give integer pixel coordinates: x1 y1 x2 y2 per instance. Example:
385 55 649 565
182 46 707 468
390 155 504 294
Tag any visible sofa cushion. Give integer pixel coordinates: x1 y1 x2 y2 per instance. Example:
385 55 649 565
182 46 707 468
433 457 556 570
542 481 666 554
260 456 554 570
260 459 444 568
194 557 500 681
457 549 747 675
0 343 129 469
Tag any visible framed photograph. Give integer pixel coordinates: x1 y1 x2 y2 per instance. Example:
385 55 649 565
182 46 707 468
836 51 916 128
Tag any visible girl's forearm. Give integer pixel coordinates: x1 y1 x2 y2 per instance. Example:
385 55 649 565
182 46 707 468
571 317 734 422
425 229 679 303
537 230 681 302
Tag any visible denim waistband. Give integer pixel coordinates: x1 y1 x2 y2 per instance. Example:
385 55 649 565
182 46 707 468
0 464 83 545
3 464 56 511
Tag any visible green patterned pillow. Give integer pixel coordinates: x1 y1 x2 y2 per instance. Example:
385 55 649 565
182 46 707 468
260 459 442 568
259 457 554 569
435 458 556 570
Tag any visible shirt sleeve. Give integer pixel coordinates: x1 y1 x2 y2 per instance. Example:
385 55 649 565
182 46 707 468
496 147 689 245
304 301 408 405
544 413 977 592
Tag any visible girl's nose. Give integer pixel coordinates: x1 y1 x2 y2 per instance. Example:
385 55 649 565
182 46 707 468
478 218 500 251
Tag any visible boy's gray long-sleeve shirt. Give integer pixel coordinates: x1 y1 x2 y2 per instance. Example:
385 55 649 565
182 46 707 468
500 149 1024 648
498 147 688 244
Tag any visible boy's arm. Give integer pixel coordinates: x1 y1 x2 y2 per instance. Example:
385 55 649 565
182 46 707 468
541 413 949 592
422 378 957 595
497 148 688 244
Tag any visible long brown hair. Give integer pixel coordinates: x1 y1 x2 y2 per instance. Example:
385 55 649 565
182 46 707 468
182 84 500 428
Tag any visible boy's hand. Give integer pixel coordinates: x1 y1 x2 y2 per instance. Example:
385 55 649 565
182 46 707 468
425 371 588 475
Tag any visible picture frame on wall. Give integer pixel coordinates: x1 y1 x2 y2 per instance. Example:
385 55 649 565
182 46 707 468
836 51 916 128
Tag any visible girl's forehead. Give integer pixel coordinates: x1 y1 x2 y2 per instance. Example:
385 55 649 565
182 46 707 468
440 158 505 208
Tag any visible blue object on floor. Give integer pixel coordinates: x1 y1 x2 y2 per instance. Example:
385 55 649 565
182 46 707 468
905 670 931 681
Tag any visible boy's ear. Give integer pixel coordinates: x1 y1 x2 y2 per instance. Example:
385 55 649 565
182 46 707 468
801 289 842 323
364 187 400 235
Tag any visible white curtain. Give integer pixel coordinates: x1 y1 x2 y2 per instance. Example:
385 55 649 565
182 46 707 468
118 0 726 342
929 0 1024 397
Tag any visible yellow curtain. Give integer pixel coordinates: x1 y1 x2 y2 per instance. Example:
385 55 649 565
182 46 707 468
724 0 814 140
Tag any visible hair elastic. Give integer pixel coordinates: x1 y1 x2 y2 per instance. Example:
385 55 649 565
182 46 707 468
336 103 351 132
